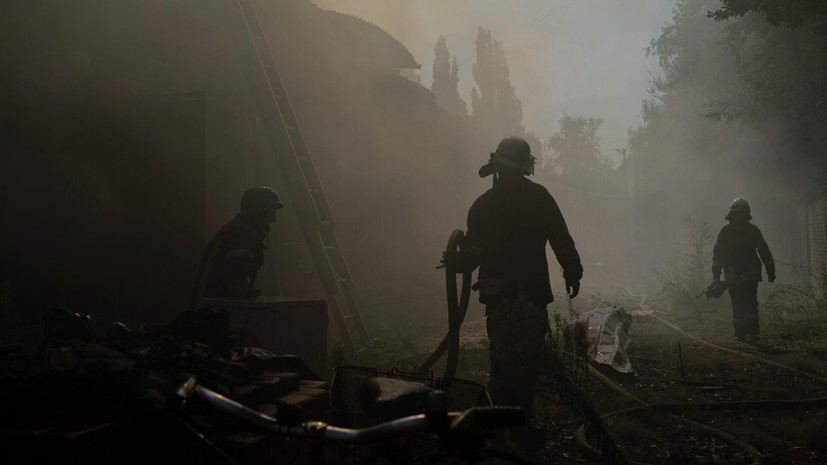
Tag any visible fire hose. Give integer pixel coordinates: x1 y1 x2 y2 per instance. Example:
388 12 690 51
577 290 827 464
416 230 472 379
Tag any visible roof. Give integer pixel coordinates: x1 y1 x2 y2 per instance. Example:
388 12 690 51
318 8 420 70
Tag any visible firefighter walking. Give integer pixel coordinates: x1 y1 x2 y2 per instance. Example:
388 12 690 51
450 136 583 439
712 198 775 342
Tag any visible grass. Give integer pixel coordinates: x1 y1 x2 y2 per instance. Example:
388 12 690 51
763 270 827 340
331 284 827 464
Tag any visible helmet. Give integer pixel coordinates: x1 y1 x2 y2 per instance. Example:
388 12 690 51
725 198 751 220
479 136 536 178
240 186 284 216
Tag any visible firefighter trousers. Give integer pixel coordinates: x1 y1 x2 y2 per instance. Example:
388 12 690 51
728 280 759 338
485 295 549 417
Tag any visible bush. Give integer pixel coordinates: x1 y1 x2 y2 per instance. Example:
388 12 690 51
763 269 827 339
654 217 713 317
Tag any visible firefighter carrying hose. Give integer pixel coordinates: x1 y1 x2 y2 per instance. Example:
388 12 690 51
712 198 775 343
446 136 583 441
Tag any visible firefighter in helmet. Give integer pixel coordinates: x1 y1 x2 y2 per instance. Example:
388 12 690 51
712 198 775 342
452 136 583 429
192 187 284 304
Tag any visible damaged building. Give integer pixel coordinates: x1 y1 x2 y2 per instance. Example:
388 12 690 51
0 0 494 356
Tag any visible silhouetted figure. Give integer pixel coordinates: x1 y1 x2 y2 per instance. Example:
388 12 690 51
457 136 583 425
192 187 284 305
712 198 775 343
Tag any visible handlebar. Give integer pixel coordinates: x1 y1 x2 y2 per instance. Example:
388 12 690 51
180 378 524 444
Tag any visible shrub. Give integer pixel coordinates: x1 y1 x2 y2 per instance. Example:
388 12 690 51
763 268 827 339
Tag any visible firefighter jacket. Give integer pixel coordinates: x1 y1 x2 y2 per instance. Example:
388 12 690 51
712 221 775 283
463 176 583 306
192 214 267 305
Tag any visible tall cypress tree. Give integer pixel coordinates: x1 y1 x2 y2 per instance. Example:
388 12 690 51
471 28 523 136
431 36 467 116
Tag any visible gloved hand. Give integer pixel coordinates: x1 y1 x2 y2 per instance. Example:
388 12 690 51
566 280 580 299
768 272 776 283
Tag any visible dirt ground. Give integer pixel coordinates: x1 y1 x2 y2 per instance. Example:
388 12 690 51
370 292 827 465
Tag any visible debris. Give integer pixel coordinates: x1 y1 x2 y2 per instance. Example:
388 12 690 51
573 307 634 374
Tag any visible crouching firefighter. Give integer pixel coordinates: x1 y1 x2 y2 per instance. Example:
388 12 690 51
192 186 285 306
447 136 583 420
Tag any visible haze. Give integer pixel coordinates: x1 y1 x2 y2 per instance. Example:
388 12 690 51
314 0 674 157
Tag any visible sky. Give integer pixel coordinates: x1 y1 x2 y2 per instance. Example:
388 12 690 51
313 0 676 160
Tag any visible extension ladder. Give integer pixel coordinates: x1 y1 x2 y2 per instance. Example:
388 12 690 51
234 0 371 355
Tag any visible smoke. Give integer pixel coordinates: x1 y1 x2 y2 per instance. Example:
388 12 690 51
1 0 810 346
312 0 674 157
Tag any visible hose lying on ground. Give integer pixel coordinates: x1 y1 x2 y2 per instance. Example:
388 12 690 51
603 395 827 418
651 314 827 386
583 364 762 461
616 284 827 386
563 288 827 464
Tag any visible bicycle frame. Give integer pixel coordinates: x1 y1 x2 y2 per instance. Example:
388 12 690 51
193 383 461 443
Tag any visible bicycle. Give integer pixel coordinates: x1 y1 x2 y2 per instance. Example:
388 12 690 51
174 373 536 465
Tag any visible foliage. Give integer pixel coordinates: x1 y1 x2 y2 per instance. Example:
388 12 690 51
630 0 809 272
706 6 827 133
540 307 629 464
643 0 827 179
710 0 827 31
646 0 734 105
430 36 467 117
547 306 589 385
763 268 827 339
630 0 737 193
589 293 624 309
545 113 612 179
654 217 713 312
470 28 524 136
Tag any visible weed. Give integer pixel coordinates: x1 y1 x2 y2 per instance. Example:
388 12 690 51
541 306 629 464
589 293 623 309
329 342 347 372
654 217 713 318
763 267 827 340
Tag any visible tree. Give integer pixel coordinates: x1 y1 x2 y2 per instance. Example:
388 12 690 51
710 0 827 30
545 113 610 180
471 28 524 136
625 0 816 274
431 36 467 116
705 1 827 141
646 0 827 179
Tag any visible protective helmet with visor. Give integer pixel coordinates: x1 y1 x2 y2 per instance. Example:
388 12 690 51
479 136 536 178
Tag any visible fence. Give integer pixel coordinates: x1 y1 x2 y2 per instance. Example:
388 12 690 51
800 189 827 283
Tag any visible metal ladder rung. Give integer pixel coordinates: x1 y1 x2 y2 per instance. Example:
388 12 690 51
237 0 370 355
